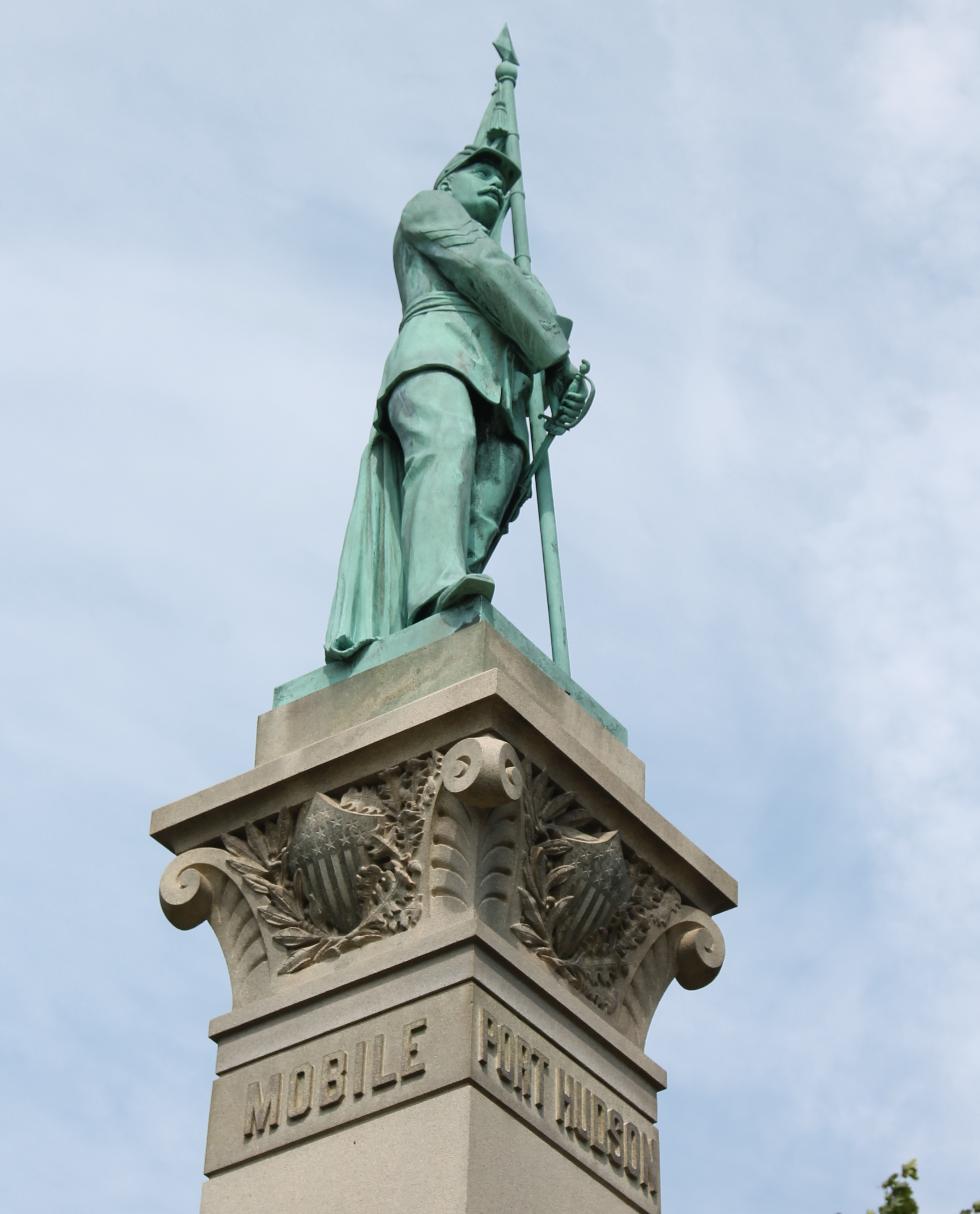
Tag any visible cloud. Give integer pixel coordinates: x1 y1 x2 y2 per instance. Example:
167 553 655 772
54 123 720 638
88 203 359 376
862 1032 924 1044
857 0 980 263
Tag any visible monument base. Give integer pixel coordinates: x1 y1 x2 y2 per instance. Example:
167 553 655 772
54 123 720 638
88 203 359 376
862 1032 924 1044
200 925 663 1212
203 1089 643 1214
152 614 736 1212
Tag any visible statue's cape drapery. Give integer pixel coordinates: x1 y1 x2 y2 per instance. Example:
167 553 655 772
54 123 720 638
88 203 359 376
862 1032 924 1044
324 429 405 661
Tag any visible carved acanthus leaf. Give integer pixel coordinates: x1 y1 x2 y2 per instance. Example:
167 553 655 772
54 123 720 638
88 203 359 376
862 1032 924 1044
429 736 523 927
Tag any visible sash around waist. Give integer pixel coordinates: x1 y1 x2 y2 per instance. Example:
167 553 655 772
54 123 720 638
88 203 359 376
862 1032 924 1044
399 291 482 329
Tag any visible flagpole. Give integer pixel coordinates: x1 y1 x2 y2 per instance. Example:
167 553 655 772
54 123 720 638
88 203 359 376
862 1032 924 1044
493 30 572 676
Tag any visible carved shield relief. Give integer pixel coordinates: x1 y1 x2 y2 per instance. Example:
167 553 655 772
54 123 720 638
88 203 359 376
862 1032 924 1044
287 793 381 934
549 828 631 959
512 764 684 1014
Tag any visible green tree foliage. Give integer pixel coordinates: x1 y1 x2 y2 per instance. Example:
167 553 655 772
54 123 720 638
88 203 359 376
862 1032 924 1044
869 1161 919 1214
861 1160 980 1214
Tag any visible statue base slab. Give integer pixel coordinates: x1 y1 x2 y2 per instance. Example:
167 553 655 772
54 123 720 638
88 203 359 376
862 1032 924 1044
277 598 627 742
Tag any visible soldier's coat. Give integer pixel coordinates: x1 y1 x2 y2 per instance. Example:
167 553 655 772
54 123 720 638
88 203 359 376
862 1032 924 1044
379 190 567 437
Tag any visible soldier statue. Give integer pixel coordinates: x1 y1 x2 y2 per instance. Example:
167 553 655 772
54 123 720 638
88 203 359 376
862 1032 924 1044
325 40 592 663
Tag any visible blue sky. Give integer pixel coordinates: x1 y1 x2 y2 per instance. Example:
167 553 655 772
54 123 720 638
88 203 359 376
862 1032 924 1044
2 2 978 1211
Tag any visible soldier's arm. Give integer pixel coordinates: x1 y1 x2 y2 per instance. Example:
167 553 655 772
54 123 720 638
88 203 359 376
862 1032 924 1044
400 191 569 372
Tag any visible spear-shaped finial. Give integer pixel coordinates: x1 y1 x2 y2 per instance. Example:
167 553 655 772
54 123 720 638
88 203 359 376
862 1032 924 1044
492 24 519 65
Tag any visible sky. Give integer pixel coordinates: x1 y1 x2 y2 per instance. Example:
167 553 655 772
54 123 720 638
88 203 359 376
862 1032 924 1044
2 1 978 1211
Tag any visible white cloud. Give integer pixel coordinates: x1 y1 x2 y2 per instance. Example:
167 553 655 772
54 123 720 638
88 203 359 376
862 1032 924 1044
857 0 980 263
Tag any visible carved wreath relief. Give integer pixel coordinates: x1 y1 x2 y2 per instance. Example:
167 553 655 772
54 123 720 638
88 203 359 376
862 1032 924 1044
221 755 440 975
162 738 722 1031
511 766 681 1013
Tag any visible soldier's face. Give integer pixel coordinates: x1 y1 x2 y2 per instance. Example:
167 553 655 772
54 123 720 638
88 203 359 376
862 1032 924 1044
447 160 507 229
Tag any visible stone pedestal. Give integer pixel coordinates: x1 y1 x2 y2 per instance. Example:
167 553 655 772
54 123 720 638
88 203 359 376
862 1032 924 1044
152 615 736 1212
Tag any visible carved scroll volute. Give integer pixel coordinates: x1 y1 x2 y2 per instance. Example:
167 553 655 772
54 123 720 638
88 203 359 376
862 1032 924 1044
674 910 726 990
613 907 726 1044
160 848 276 1008
442 737 523 807
428 737 524 931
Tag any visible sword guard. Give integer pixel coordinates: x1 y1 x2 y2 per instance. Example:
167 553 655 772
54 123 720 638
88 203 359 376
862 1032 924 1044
542 359 595 435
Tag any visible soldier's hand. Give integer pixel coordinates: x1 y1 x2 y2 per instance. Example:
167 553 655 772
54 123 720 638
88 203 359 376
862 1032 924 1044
547 380 590 434
543 357 594 435
545 355 578 403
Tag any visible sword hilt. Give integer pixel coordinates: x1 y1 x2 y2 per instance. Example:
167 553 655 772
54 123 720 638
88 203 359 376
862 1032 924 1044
541 358 595 435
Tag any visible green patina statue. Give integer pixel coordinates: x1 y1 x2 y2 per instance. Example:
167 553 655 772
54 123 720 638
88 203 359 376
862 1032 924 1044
325 28 593 672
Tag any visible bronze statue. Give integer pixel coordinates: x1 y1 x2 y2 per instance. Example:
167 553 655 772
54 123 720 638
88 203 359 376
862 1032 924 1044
326 28 593 670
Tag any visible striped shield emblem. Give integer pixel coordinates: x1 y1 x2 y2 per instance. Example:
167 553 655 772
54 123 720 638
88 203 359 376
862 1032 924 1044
287 793 381 934
550 829 630 959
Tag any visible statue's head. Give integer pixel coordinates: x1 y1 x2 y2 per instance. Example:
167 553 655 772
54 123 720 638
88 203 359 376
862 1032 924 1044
435 145 520 231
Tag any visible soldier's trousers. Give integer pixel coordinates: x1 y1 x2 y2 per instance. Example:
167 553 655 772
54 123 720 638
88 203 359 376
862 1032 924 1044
388 370 523 622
